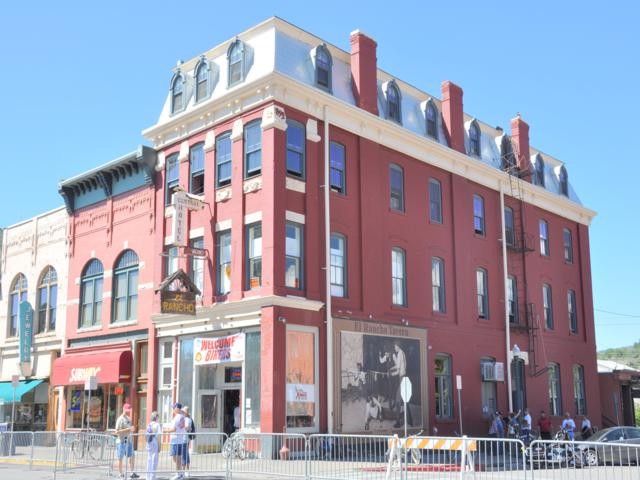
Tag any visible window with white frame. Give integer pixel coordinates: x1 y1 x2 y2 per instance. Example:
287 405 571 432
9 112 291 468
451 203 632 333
246 222 262 289
435 354 453 419
189 237 205 296
568 289 577 333
165 246 179 278
563 228 573 263
244 120 262 178
286 120 305 178
473 194 485 235
389 164 404 212
330 233 346 297
508 275 518 324
36 266 57 334
426 101 438 139
480 357 497 418
314 44 332 91
227 39 245 87
429 178 442 223
539 220 550 256
573 364 586 415
194 59 209 102
158 340 175 424
504 207 515 247
112 250 139 323
391 247 406 306
476 268 488 319
432 257 445 313
286 326 318 431
216 230 231 295
79 260 103 329
215 132 232 188
285 222 303 289
165 153 180 205
548 362 562 416
170 73 185 114
189 142 205 195
8 273 28 337
329 142 346 194
543 283 553 329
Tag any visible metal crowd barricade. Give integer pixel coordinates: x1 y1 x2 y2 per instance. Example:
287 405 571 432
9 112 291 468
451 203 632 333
31 431 60 466
528 437 640 479
0 431 33 462
308 433 395 480
227 432 308 479
54 431 115 478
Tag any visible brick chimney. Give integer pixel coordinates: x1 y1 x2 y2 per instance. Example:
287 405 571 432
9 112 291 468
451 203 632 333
350 30 378 116
510 114 530 177
441 81 465 153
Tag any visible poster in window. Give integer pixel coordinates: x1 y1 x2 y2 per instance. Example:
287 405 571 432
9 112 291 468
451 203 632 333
286 330 316 428
70 390 82 412
337 319 426 433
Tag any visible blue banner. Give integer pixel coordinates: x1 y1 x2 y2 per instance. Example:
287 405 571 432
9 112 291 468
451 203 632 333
19 301 33 364
70 390 82 412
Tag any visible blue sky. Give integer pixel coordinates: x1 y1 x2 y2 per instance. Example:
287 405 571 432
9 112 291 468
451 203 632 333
1 2 638 350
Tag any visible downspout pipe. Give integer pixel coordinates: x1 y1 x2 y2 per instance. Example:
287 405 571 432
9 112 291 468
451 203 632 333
500 183 513 413
323 105 334 433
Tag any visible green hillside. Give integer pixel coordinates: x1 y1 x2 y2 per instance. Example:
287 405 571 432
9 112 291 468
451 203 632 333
598 341 640 370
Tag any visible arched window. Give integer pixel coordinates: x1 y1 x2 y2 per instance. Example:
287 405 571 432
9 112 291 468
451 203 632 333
501 135 516 171
534 155 545 187
469 121 481 156
286 119 305 178
386 81 402 124
170 73 185 114
37 267 57 334
194 59 209 102
314 44 332 91
112 250 139 323
8 273 28 337
80 259 104 328
559 166 568 196
426 101 438 139
227 39 245 87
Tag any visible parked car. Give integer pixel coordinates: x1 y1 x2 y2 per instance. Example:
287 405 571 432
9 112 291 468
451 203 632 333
575 427 640 467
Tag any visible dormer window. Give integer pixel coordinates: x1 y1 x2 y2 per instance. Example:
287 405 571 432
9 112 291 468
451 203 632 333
171 73 185 114
500 135 516 171
195 59 209 102
534 155 545 187
386 81 402 124
559 166 568 196
314 44 332 91
469 121 481 156
426 101 438 139
228 39 245 87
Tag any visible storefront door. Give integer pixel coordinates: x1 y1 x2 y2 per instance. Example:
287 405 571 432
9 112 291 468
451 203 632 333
197 390 222 452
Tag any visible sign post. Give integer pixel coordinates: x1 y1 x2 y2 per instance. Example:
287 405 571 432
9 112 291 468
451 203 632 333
84 375 98 431
400 376 412 439
456 374 463 435
10 374 19 456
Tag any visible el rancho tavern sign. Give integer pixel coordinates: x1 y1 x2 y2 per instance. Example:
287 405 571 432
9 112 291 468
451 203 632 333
156 268 201 316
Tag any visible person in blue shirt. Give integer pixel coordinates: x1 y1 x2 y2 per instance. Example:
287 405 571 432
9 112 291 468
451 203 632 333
561 412 576 440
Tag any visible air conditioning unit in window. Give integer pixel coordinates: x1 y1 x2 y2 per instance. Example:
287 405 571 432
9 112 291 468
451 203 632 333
481 362 505 382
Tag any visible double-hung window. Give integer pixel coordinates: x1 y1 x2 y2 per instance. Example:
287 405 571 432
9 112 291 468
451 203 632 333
548 363 562 416
8 274 28 337
568 289 577 333
435 355 453 419
195 61 209 102
216 230 231 295
228 40 244 87
112 250 139 323
246 223 262 289
171 74 185 114
329 142 346 193
391 248 406 306
330 234 346 297
37 267 57 333
189 237 205 296
426 102 438 139
504 207 515 247
432 257 445 313
386 82 401 123
429 179 442 223
215 132 232 187
244 121 262 178
563 228 573 263
543 283 554 329
476 268 489 319
285 222 303 289
539 220 550 256
508 276 518 324
559 166 569 196
469 122 481 156
389 164 404 212
286 120 305 178
165 153 180 205
189 143 205 195
79 260 103 328
473 195 485 235
165 247 178 277
573 364 586 415
314 45 332 91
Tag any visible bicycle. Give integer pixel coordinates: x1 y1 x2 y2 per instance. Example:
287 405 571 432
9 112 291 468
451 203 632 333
222 433 246 460
70 429 102 461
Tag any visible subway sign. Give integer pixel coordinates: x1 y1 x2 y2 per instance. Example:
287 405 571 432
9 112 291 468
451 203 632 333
160 291 196 315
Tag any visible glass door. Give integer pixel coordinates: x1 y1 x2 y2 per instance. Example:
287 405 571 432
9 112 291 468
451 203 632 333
197 390 222 453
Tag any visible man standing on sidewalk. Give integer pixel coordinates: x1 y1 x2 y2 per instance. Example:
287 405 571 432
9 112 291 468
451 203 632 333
164 402 187 480
115 403 139 479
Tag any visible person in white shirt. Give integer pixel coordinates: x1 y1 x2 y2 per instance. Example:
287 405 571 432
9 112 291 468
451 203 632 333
145 411 161 480
522 408 532 435
561 412 576 440
581 416 593 438
164 402 187 480
114 403 138 479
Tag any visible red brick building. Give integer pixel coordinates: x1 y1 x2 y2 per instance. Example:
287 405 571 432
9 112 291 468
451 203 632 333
142 17 599 437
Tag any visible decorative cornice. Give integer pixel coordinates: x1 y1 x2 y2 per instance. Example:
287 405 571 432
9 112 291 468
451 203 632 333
261 105 287 131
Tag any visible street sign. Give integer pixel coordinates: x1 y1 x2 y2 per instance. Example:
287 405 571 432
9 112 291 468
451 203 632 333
456 374 462 390
11 375 19 388
19 301 33 365
400 376 412 403
85 375 98 391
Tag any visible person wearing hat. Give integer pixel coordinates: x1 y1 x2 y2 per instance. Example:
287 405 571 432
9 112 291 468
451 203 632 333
164 402 186 480
182 406 193 477
115 403 138 479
